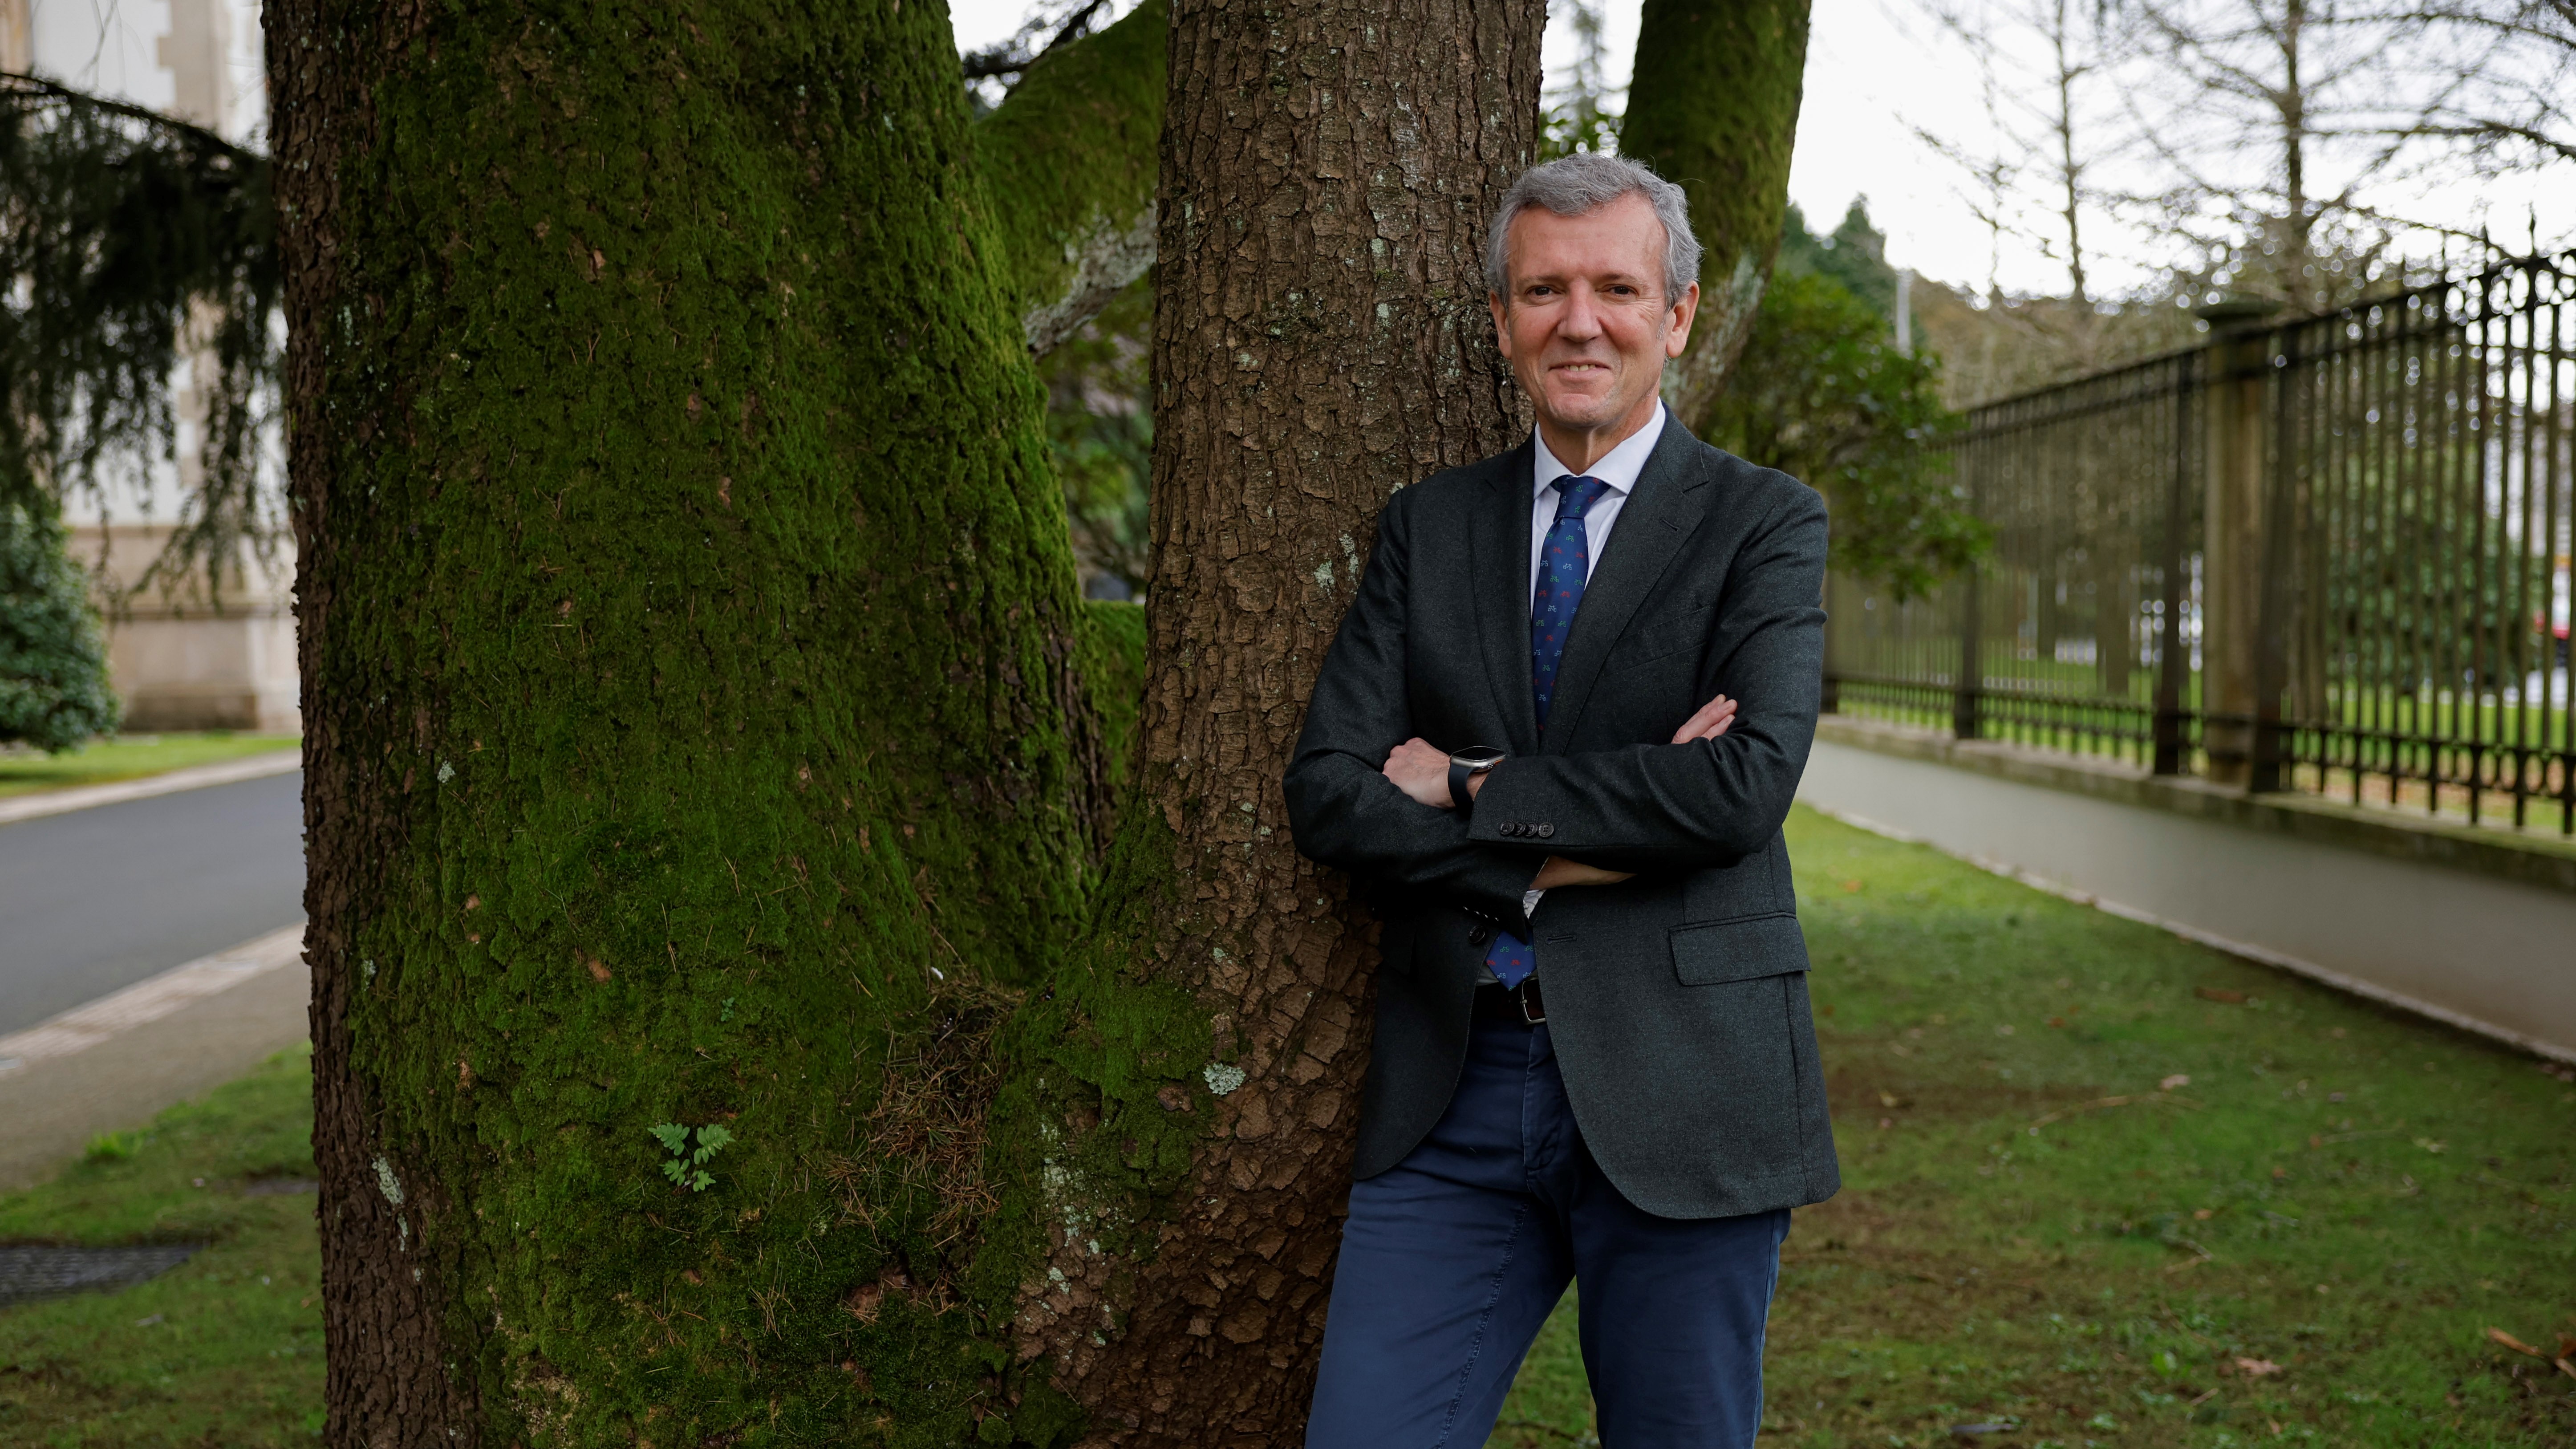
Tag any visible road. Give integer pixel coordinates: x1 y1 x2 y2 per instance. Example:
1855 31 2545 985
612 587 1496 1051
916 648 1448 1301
0 770 305 1038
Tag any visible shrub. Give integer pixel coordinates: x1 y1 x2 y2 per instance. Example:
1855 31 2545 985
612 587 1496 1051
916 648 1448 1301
0 501 120 751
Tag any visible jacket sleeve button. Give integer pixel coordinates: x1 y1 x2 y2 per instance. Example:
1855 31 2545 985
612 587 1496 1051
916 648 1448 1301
1537 823 1555 839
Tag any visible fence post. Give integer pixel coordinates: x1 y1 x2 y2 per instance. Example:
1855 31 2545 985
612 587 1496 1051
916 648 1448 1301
1954 455 1983 740
2249 326 2301 793
2154 353 2195 775
2197 299 2279 789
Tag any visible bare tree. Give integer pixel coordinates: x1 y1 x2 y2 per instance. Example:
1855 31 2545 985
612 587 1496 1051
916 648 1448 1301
2113 0 2506 310
1911 0 2568 336
2405 0 2576 171
1918 0 2128 307
1905 0 2189 393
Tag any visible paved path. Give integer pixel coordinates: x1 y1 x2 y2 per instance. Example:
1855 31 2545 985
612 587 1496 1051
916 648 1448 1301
0 770 305 1036
0 770 309 1189
0 947 308 1190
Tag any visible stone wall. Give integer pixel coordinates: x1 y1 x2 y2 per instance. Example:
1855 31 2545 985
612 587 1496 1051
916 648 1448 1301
67 524 299 734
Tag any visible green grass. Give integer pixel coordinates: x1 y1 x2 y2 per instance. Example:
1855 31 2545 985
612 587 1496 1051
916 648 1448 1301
7 814 2571 1446
0 733 299 800
1487 805 2576 1448
0 1047 321 1445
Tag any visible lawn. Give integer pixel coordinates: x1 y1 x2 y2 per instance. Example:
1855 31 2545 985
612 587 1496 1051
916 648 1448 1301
4 810 2570 1447
1488 805 2576 1448
0 1048 321 1444
0 733 300 800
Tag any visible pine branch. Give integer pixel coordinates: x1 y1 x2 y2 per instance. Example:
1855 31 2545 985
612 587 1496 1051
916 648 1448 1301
0 68 283 604
0 70 261 165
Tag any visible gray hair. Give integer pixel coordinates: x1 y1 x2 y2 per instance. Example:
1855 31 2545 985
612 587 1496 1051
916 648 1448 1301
1484 153 1703 306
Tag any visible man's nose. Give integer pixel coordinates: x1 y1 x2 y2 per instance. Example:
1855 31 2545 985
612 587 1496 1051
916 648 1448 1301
1558 285 1605 341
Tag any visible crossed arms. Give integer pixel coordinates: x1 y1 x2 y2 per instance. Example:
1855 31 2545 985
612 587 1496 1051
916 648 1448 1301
1281 481 1828 928
1375 694 1739 890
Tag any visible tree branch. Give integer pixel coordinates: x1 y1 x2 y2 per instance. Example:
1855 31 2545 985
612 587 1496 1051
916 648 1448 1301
0 70 262 165
974 0 1167 357
962 0 1115 81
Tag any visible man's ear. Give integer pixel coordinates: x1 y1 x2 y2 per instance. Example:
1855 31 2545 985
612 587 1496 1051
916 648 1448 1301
1488 292 1512 361
1664 280 1701 359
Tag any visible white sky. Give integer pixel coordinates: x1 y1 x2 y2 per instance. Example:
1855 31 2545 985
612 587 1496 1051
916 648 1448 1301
949 0 2576 298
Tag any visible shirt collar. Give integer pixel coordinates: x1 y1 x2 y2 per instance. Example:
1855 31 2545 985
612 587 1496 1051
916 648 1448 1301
1532 401 1667 502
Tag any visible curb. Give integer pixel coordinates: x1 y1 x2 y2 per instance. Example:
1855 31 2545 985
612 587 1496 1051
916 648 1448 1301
0 924 306 1077
0 750 301 828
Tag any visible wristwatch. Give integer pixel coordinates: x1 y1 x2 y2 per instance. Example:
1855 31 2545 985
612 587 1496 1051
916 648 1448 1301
1447 746 1507 811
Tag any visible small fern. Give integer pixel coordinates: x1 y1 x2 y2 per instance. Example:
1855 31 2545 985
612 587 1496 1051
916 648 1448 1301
647 1121 735 1192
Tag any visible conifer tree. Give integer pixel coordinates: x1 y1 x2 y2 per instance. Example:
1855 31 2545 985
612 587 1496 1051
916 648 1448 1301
0 501 119 752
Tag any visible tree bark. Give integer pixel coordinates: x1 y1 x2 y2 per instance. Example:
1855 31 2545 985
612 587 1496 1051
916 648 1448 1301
1619 0 1813 429
1001 0 1543 1438
271 0 1143 1441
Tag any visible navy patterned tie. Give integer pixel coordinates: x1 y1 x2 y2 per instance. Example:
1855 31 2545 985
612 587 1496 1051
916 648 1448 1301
1487 474 1614 988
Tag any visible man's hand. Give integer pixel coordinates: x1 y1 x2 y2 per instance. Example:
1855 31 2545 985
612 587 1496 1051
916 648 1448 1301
1382 737 1456 808
1529 692 1738 891
1671 692 1737 744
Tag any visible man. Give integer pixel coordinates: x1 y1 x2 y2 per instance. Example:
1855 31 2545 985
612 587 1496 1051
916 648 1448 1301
1281 153 1838 1447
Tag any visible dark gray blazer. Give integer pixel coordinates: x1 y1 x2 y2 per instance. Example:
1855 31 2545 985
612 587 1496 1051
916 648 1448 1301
1282 418 1840 1220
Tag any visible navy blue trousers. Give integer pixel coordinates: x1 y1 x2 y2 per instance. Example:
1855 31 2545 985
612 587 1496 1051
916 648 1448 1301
1305 1013 1789 1449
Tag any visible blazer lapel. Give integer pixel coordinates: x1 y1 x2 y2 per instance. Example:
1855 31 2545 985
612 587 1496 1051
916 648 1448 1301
1469 439 1540 756
1540 421 1712 753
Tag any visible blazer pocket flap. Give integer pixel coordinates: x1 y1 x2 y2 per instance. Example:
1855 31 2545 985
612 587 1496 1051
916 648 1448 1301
1669 912 1809 986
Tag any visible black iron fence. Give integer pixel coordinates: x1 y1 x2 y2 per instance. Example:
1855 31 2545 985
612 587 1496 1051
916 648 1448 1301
1825 253 2576 833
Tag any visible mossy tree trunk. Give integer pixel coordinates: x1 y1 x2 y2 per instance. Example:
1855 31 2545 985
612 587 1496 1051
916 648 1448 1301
983 0 1170 355
276 0 1799 1439
998 0 1543 1437
269 0 1158 1442
1619 0 1813 428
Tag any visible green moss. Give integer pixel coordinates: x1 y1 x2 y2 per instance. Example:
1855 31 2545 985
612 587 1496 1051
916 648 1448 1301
974 0 1168 346
1619 0 1811 421
293 0 1178 1440
1076 597 1145 804
1620 0 1809 269
976 804 1214 1285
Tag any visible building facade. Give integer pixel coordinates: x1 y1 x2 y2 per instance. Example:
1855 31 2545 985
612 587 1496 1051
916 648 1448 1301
9 0 296 733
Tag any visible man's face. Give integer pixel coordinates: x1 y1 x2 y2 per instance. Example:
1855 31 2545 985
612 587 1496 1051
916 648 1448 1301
1489 192 1698 442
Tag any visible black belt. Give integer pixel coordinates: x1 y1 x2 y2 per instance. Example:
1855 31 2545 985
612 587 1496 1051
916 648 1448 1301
1473 978 1546 1025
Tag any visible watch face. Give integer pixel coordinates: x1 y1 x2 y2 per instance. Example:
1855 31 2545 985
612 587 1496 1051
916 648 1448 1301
1452 747 1506 770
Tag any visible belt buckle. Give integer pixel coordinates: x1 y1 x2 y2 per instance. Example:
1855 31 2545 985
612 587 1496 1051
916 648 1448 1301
1517 980 1546 1025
